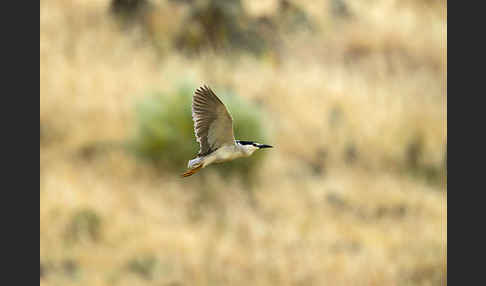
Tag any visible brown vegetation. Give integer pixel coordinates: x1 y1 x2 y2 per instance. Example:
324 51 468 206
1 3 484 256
40 0 447 285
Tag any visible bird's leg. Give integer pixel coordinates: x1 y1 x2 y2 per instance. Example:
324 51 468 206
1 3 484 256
181 165 203 177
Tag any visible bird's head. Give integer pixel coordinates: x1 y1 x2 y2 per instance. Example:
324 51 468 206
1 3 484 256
236 140 273 156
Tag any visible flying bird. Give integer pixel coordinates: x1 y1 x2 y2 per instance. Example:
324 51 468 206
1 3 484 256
182 85 273 177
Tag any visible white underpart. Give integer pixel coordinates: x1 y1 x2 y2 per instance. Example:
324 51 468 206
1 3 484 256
187 143 258 169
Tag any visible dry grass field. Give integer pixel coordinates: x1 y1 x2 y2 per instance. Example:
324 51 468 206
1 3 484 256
40 0 447 285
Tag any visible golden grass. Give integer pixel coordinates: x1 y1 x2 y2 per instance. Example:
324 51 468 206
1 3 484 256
40 0 447 285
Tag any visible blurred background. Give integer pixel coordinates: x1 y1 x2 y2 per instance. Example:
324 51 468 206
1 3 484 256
40 0 447 285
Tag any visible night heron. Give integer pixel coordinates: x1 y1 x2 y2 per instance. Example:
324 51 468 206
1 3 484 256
182 85 273 177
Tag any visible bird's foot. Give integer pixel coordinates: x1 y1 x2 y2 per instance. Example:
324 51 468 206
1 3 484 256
181 165 203 177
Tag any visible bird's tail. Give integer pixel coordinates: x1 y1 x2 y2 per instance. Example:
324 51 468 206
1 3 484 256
181 165 203 178
187 157 203 169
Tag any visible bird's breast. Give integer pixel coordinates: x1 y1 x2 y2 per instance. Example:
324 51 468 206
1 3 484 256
210 145 244 163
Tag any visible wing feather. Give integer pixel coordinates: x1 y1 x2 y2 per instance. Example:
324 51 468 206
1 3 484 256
192 85 234 156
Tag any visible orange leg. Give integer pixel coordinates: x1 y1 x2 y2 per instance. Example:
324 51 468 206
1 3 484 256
181 165 203 178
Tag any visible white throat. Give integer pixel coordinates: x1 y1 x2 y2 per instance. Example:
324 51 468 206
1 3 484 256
240 144 258 156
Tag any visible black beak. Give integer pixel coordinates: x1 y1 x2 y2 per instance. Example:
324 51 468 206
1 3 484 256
258 144 273 149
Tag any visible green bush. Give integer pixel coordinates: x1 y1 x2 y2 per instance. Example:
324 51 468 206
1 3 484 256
129 83 270 181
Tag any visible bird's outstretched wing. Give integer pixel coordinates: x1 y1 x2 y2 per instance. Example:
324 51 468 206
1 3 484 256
192 85 235 156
